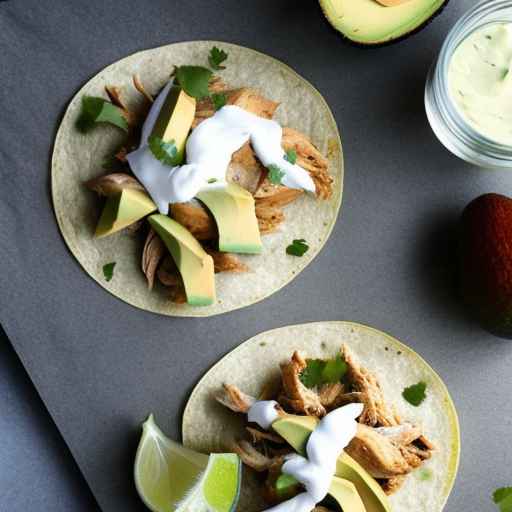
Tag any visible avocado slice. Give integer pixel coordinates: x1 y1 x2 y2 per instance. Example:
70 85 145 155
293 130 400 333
273 414 391 512
319 0 449 46
330 477 367 512
196 183 262 254
150 85 196 164
148 214 215 306
95 189 156 238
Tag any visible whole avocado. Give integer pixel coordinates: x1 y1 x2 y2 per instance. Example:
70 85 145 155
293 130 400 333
459 193 512 338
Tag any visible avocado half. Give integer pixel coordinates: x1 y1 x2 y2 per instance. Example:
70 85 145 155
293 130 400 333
319 0 449 47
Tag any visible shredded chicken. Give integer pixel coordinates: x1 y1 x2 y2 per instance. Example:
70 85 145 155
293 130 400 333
374 423 423 446
142 228 165 290
341 345 398 427
104 85 138 126
346 424 412 479
318 382 345 408
254 185 303 208
282 127 332 200
247 427 285 445
380 476 407 495
280 351 326 417
205 249 248 273
85 172 144 196
255 204 285 234
231 440 276 472
215 384 256 414
132 74 154 103
170 203 217 241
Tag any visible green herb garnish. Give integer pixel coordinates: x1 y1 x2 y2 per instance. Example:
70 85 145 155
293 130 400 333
77 96 128 133
284 149 297 165
175 66 212 99
207 178 218 184
275 473 299 496
494 488 512 512
267 164 286 185
300 355 347 388
212 92 227 111
286 239 309 257
148 135 180 166
103 262 116 282
402 381 427 407
208 46 228 70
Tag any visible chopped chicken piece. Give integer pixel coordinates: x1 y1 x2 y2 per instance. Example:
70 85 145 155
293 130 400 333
254 185 303 208
247 427 285 445
156 256 181 287
215 384 256 414
342 345 398 427
85 172 144 196
205 248 249 273
231 440 275 472
280 351 326 417
318 382 345 408
194 87 278 127
170 203 217 241
399 443 432 470
226 142 265 194
346 424 411 479
142 228 166 290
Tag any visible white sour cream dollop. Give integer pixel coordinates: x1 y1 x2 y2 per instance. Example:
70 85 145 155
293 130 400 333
127 81 315 214
248 401 364 512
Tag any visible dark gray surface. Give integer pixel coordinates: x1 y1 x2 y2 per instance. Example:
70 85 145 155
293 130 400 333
0 326 100 511
1 0 512 510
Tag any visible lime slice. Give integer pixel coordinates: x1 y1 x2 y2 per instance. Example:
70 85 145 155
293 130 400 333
134 414 241 512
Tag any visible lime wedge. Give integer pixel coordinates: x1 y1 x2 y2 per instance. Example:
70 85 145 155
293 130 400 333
134 414 241 512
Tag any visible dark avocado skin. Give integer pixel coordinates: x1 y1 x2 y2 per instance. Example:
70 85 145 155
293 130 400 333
318 0 450 48
459 193 512 338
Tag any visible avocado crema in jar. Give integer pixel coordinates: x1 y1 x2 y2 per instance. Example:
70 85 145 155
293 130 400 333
448 22 512 146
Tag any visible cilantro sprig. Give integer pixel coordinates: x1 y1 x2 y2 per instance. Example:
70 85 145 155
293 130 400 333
175 66 212 99
402 381 427 407
284 149 297 165
267 164 286 185
103 262 116 282
300 355 347 388
77 96 128 133
148 135 181 167
494 488 512 511
209 46 228 70
286 239 309 257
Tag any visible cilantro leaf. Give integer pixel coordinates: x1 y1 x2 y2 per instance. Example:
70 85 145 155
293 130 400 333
267 164 286 185
207 178 218 184
77 96 128 133
299 359 325 388
284 149 297 165
175 66 212 99
321 355 347 383
208 46 228 70
402 381 427 406
275 473 299 496
102 262 116 282
212 92 227 111
286 239 309 257
148 135 181 166
300 355 346 388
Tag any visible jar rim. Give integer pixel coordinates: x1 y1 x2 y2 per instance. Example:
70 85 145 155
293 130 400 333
431 0 512 161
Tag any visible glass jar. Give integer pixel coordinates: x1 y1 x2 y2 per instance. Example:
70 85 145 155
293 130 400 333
425 0 512 169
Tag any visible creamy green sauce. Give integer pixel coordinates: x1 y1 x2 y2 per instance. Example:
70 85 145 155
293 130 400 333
448 23 512 145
